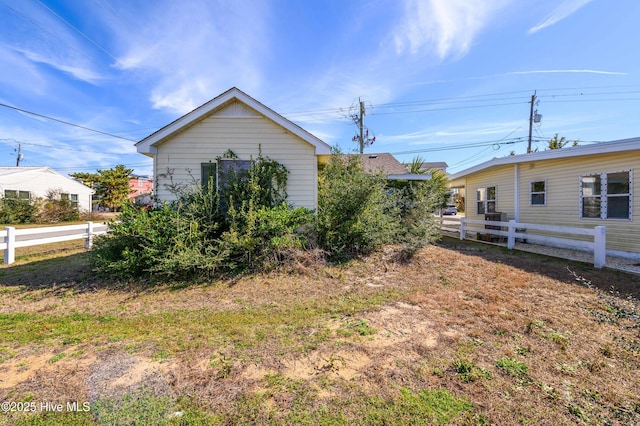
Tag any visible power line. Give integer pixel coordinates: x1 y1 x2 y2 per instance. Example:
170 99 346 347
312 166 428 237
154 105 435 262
0 139 138 154
0 102 138 142
370 101 528 116
390 137 535 156
0 1 104 69
35 0 119 62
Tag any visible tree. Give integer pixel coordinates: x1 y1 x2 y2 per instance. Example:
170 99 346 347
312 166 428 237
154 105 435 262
548 133 578 150
71 165 133 211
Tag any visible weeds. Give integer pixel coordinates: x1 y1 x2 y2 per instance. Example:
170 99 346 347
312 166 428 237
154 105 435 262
452 359 492 383
496 357 528 378
341 319 376 337
2 238 640 425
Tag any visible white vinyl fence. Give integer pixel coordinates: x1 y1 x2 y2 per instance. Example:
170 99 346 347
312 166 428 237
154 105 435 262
439 216 606 269
0 222 108 265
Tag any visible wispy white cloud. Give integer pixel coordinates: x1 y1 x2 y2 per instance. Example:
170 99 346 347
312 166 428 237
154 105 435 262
383 120 525 144
529 0 594 34
393 0 511 59
502 69 626 76
0 1 107 86
415 69 627 86
113 0 269 115
11 46 105 83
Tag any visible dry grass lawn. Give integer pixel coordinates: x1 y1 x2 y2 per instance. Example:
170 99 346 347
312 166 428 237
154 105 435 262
0 237 638 425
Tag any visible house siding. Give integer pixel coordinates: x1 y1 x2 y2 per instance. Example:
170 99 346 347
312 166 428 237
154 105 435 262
517 151 640 254
456 150 640 255
464 165 515 222
0 168 94 212
154 115 318 209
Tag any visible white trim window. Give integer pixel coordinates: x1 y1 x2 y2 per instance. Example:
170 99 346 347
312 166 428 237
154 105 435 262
580 170 632 220
476 186 496 214
4 190 30 200
530 180 546 206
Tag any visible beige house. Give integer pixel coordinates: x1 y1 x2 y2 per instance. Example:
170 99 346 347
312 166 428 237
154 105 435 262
136 88 332 209
448 137 640 258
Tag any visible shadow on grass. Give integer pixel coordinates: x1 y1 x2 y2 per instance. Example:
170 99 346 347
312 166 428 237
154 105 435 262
0 252 140 294
436 236 640 301
0 251 226 295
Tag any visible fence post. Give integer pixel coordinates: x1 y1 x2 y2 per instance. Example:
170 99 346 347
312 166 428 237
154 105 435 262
4 226 15 264
593 226 606 268
507 220 516 250
85 221 94 249
460 217 466 240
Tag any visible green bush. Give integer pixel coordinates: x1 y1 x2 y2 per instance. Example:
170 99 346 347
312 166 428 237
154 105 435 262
0 198 40 224
91 203 184 278
387 167 447 255
315 153 401 260
91 154 311 279
39 189 80 223
91 151 446 279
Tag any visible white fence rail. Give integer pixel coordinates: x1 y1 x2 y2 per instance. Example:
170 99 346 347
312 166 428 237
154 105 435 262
0 222 109 265
439 216 606 268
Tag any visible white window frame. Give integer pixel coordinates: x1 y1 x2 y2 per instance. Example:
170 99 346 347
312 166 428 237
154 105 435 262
530 180 546 206
476 186 496 215
579 169 632 220
4 190 31 200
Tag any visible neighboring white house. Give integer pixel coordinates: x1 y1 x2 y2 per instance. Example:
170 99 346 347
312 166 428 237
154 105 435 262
136 87 332 209
0 167 94 212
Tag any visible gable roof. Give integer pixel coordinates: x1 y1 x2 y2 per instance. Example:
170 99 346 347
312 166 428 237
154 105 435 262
0 166 49 177
0 167 94 193
137 87 332 155
349 153 408 175
450 136 640 180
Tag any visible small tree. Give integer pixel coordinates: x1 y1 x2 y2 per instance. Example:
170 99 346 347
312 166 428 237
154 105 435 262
72 165 133 211
548 134 578 150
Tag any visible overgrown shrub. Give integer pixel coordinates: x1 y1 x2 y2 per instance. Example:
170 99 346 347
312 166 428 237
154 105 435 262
91 154 312 279
217 202 314 273
315 153 401 259
39 189 80 223
92 150 446 279
91 203 183 278
387 164 448 256
0 188 82 225
0 198 39 224
314 152 444 260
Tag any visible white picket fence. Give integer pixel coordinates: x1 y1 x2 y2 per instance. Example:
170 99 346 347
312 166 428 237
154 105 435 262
0 222 109 264
439 216 606 268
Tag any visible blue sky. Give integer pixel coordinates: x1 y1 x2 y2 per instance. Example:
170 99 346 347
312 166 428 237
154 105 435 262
1 0 639 177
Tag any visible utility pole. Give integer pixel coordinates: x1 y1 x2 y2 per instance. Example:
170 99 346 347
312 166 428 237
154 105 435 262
358 99 365 154
351 98 375 154
527 91 536 153
15 143 23 166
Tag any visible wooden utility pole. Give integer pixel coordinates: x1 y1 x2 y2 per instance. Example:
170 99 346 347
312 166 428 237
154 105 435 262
358 99 365 154
351 98 375 153
527 91 536 153
15 143 22 166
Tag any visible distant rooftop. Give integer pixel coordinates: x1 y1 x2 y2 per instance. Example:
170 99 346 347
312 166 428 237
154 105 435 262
417 162 448 172
348 153 408 175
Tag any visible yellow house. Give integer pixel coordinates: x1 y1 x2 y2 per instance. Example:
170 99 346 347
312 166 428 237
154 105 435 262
136 87 332 209
448 137 640 259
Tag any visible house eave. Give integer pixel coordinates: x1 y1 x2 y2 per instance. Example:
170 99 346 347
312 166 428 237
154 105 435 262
449 136 640 180
136 87 331 156
387 173 433 181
